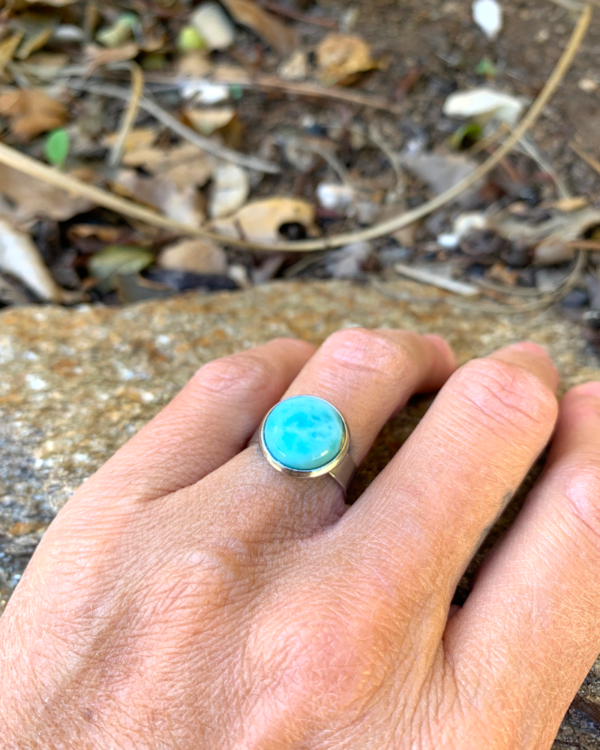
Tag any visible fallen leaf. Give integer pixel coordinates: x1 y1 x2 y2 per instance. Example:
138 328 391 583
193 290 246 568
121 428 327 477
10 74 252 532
316 33 377 86
0 33 24 78
85 42 139 73
490 207 600 265
45 128 70 167
184 106 235 136
0 218 65 302
209 164 250 218
89 245 154 291
220 0 297 56
20 52 70 77
16 22 55 60
191 2 236 50
122 143 215 190
96 12 138 48
212 197 319 244
0 163 94 222
102 127 158 154
401 151 481 206
443 87 525 126
158 238 227 274
113 169 206 226
278 50 310 81
0 89 68 141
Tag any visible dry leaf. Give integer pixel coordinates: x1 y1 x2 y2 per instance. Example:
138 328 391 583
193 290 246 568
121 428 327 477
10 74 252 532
102 127 158 153
122 143 215 189
158 238 227 274
0 89 68 140
0 218 65 302
220 0 297 56
85 42 139 73
0 33 24 78
184 106 235 135
0 163 93 222
113 169 205 227
209 164 249 218
490 207 600 265
316 34 377 86
16 23 55 60
212 197 319 244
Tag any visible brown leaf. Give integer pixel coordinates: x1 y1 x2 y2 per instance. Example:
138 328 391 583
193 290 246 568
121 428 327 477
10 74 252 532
0 218 65 302
101 127 158 154
0 33 24 78
122 143 214 189
113 169 206 227
0 163 94 222
158 238 227 274
0 88 68 140
85 42 139 73
316 33 377 86
212 197 319 244
220 0 297 56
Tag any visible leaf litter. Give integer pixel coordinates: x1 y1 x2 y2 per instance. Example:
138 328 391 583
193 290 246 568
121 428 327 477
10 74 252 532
0 0 595 330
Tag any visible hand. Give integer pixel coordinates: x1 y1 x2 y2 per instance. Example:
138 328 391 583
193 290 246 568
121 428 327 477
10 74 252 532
2 329 600 749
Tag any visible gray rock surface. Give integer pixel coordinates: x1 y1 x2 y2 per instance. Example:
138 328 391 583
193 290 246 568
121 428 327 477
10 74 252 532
1 279 599 747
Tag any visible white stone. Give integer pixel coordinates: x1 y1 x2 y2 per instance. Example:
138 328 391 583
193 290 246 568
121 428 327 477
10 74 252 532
191 2 236 50
472 0 503 40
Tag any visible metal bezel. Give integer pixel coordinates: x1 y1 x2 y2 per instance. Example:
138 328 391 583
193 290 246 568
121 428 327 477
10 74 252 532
258 395 350 479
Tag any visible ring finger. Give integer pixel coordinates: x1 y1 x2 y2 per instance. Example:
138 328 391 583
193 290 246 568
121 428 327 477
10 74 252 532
177 327 456 540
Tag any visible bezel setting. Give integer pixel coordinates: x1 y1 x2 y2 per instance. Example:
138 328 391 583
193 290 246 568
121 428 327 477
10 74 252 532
258 395 350 479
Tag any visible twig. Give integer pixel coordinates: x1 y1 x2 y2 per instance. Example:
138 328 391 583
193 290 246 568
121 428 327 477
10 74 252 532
518 135 571 198
146 67 404 115
0 7 590 254
108 63 144 169
65 79 281 174
259 0 338 29
394 263 481 297
570 141 600 178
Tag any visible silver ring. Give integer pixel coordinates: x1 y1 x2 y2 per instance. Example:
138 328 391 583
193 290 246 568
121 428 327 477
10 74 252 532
257 395 357 496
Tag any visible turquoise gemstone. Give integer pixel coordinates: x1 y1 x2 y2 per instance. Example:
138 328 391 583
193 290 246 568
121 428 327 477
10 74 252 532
263 395 345 471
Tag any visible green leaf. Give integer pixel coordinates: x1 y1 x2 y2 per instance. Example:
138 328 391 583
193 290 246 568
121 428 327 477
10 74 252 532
449 122 483 151
45 128 70 168
475 57 497 78
89 245 154 292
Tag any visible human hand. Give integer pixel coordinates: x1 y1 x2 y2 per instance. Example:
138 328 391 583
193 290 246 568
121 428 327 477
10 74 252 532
1 328 599 749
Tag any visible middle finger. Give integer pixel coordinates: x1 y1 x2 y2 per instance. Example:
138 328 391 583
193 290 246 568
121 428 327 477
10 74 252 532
340 342 559 612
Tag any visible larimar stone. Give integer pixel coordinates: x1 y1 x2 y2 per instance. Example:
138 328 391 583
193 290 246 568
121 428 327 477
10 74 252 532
263 395 345 471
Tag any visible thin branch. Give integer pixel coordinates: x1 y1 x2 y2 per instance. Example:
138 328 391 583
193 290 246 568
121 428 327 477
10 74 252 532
0 6 590 254
66 79 281 174
108 63 144 168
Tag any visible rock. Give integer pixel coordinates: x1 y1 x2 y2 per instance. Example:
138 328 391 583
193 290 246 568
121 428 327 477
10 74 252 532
1 280 599 748
190 2 236 51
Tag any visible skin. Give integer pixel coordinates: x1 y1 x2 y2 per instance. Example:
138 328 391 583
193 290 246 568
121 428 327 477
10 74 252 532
1 328 600 749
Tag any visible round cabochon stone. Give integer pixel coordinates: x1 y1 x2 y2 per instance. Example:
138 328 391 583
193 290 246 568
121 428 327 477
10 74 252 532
263 395 345 471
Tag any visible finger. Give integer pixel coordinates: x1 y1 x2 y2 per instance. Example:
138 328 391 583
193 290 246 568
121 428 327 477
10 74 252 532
443 382 600 748
190 328 456 539
78 338 316 502
340 342 559 618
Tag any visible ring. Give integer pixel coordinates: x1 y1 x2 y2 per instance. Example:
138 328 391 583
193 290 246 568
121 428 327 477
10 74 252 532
258 395 357 496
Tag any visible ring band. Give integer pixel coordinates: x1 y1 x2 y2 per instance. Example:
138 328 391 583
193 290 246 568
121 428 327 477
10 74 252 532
257 395 357 496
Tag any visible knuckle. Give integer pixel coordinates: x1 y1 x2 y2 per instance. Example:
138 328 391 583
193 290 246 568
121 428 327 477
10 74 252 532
456 357 557 434
194 352 276 397
322 327 414 378
555 461 600 548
